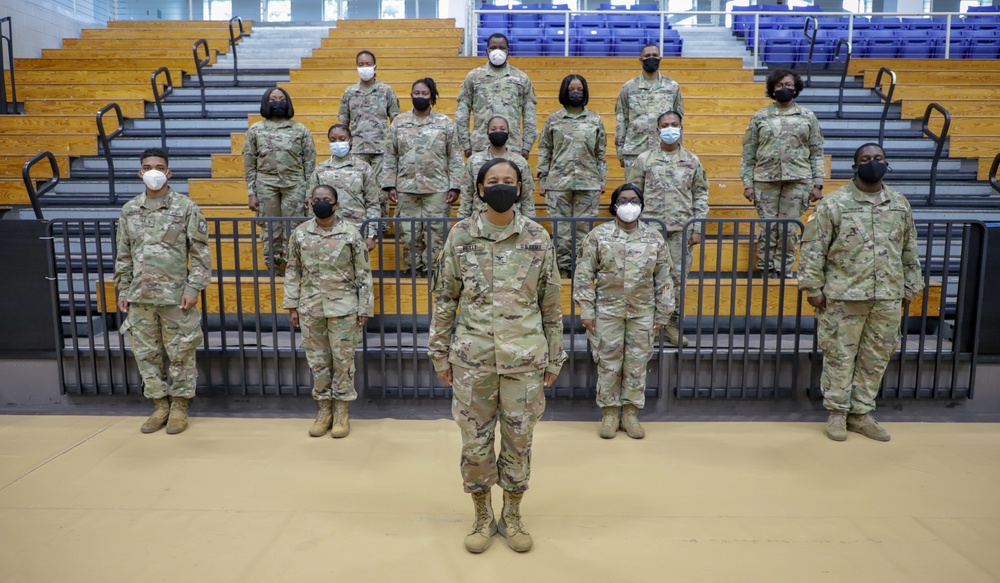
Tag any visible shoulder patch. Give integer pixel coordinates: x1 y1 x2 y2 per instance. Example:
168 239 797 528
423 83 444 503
807 213 816 223
198 220 208 234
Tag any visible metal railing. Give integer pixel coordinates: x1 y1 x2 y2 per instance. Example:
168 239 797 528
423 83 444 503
228 16 245 87
150 67 173 152
990 152 1000 195
0 16 16 115
21 151 60 220
96 103 125 205
922 102 951 206
802 15 818 87
873 66 896 147
192 39 211 118
834 39 852 120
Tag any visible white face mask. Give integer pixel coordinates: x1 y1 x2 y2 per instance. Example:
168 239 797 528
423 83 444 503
616 202 642 223
488 49 507 67
357 66 375 82
142 169 168 191
330 141 351 158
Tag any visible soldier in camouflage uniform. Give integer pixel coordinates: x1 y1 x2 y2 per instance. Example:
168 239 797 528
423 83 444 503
615 43 684 169
243 87 317 274
741 68 825 275
307 123 380 251
455 32 538 157
338 50 401 221
285 185 374 439
538 74 607 278
429 158 565 555
381 78 462 275
114 148 211 435
574 184 673 440
627 111 709 347
800 143 923 443
457 115 535 220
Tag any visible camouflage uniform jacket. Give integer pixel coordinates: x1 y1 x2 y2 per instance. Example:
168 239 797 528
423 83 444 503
574 220 674 325
800 181 923 302
381 109 463 194
740 102 825 188
429 212 567 376
307 155 381 239
114 189 211 305
242 119 317 196
457 148 535 219
537 107 607 192
627 146 710 233
614 73 684 160
455 63 538 154
338 80 401 155
284 218 374 318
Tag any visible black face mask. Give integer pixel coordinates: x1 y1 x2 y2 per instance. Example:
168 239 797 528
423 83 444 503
641 57 660 73
481 184 519 213
856 160 889 184
488 131 509 148
312 200 335 219
566 91 585 107
269 101 289 117
774 87 796 103
412 97 431 111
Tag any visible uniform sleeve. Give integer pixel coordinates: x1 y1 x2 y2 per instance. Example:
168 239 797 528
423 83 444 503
446 123 464 192
455 74 474 152
691 159 710 234
387 86 401 121
538 235 567 376
362 164 381 240
798 203 834 297
381 126 398 190
518 160 536 217
653 236 675 325
353 232 374 317
306 169 319 200
572 230 598 321
113 216 133 296
673 83 685 117
283 230 301 309
521 76 538 153
614 85 629 161
428 233 462 371
242 126 259 197
595 116 608 185
338 88 350 126
808 113 826 188
301 126 317 181
183 207 212 298
536 116 552 180
740 116 759 189
627 154 645 191
457 159 475 220
901 206 924 302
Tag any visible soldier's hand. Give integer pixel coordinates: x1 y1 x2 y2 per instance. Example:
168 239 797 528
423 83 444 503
743 187 755 203
600 185 606 195
543 371 558 387
248 195 260 212
386 188 398 204
180 294 197 310
447 189 460 204
654 322 664 330
463 149 472 158
117 297 129 313
288 308 299 328
807 294 826 310
618 159 626 168
521 149 530 159
365 237 377 252
809 188 823 203
581 318 595 332
902 298 912 311
357 315 368 327
436 367 453 386
689 232 702 246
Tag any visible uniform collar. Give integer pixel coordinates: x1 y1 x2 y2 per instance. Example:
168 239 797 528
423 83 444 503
471 210 524 241
408 109 435 124
485 62 511 78
305 217 344 235
559 107 587 118
328 155 354 168
768 102 804 116
138 188 175 210
848 180 891 205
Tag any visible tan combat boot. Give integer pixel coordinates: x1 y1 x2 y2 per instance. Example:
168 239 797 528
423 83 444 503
498 490 532 552
309 400 333 437
599 407 620 439
140 397 170 433
165 397 189 435
662 315 689 347
825 411 848 441
330 400 350 438
620 404 646 439
464 490 497 554
847 413 891 442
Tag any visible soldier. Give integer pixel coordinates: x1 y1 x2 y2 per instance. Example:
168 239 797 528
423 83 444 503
381 78 463 276
429 158 566 555
338 50 401 223
615 43 684 169
538 74 607 278
114 148 211 435
243 87 317 274
741 68 825 276
574 184 673 440
285 184 374 439
800 143 923 443
306 123 380 252
455 32 538 157
627 111 709 347
457 115 535 220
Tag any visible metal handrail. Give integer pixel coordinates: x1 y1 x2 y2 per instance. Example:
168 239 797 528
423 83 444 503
192 39 211 118
96 103 125 204
21 151 60 220
802 16 818 87
922 102 951 206
0 17 16 115
150 67 173 152
834 39 852 120
990 152 1000 195
228 16 245 87
873 66 896 147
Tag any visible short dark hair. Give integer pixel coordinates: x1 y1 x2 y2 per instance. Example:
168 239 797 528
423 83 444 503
476 157 522 188
765 68 803 99
558 74 589 107
356 50 376 65
641 43 659 55
327 123 352 139
610 183 644 214
487 32 509 48
487 115 509 129
412 77 439 106
657 110 683 125
260 86 294 119
140 147 169 166
853 142 886 164
312 184 338 202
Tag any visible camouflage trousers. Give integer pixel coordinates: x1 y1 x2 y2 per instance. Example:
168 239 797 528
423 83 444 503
590 312 655 409
817 299 902 415
300 313 361 402
255 179 308 270
451 365 546 493
546 189 600 275
752 180 811 273
123 303 202 399
665 230 691 316
354 153 390 214
396 191 448 273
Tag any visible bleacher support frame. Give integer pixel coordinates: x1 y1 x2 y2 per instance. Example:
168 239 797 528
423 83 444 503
0 16 16 115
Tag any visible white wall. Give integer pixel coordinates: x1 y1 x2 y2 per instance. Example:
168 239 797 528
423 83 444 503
0 0 103 58
439 0 467 29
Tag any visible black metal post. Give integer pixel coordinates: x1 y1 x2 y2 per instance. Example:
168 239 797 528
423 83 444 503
96 103 124 204
873 66 896 147
21 151 60 220
922 102 951 206
150 67 173 152
192 39 211 118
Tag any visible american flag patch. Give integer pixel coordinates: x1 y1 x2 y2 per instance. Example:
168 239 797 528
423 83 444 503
807 213 816 222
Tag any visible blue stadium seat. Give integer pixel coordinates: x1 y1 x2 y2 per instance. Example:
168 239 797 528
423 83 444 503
871 17 904 30
572 14 606 29
661 37 683 57
540 12 570 27
510 27 544 56
762 37 800 66
849 18 874 30
903 18 946 31
479 12 508 31
864 37 900 59
543 28 570 56
972 21 1000 31
576 29 612 56
899 37 935 58
509 7 538 29
933 32 969 59
631 3 659 10
638 15 666 31
967 36 1000 59
606 13 639 29
614 35 648 57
